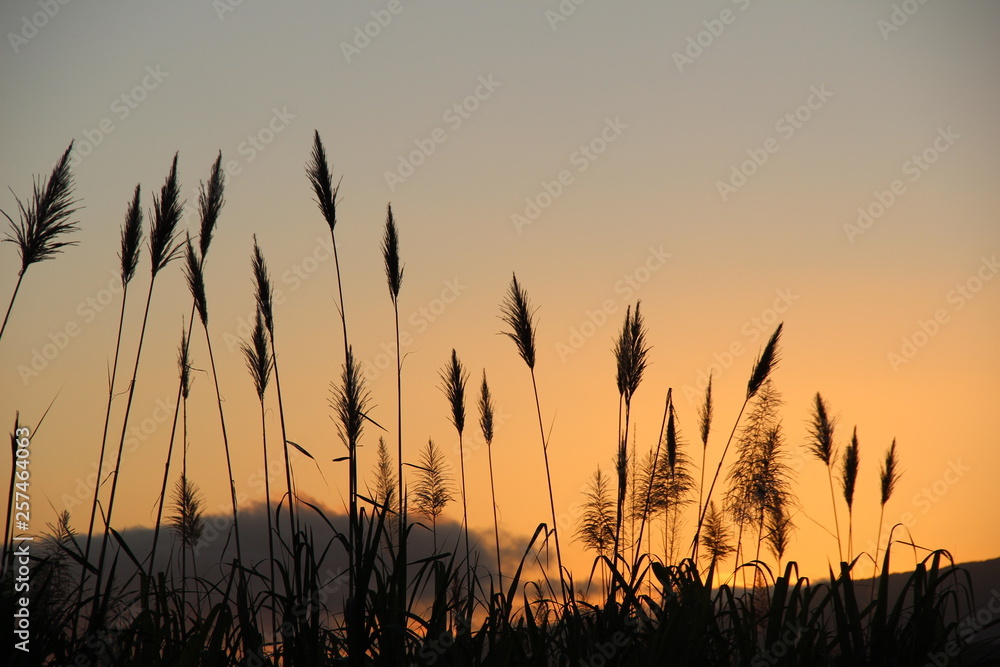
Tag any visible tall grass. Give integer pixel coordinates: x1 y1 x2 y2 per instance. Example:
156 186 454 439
841 426 860 562
10 142 994 666
479 370 502 587
440 349 472 624
93 154 183 621
79 184 141 601
500 274 571 610
1 142 79 342
611 303 649 574
807 392 844 563
693 322 783 561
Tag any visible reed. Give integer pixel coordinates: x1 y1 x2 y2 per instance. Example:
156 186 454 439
693 322 782 560
79 184 141 600
93 154 183 620
576 466 615 596
1 142 79 342
183 236 244 566
875 438 901 574
440 349 472 624
841 426 860 561
499 273 570 608
807 392 843 562
478 370 503 586
307 131 348 356
149 154 225 574
413 438 455 552
694 372 713 561
611 302 650 578
241 307 276 638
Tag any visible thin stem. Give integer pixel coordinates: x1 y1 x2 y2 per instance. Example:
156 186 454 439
695 440 708 563
80 280 130 599
633 393 670 573
692 396 750 561
259 397 277 644
458 431 472 625
269 339 296 544
93 277 157 620
0 271 25 342
530 369 568 609
203 324 243 565
149 308 196 572
827 465 843 563
487 442 502 586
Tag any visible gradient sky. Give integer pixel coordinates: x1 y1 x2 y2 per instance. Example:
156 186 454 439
1 1 998 584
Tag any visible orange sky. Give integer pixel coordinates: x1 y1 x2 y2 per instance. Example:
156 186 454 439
1 1 998 585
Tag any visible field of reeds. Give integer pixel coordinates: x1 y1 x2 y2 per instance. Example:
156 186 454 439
2 138 998 666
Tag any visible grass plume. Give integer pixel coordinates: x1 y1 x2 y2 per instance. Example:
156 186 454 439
841 427 860 560
2 142 80 341
807 392 843 562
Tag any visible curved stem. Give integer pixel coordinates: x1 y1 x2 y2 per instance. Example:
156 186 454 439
692 396 749 561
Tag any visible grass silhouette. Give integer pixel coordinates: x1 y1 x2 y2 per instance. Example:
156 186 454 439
2 142 997 666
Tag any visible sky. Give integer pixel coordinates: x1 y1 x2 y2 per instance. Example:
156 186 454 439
1 1 998 586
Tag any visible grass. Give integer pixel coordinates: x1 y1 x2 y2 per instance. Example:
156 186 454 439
2 142 998 666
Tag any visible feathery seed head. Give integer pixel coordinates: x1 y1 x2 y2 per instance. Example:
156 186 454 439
699 371 713 448
479 370 494 446
841 426 860 511
198 152 225 260
149 153 184 277
119 184 143 285
613 301 650 403
440 349 468 435
307 131 339 231
241 308 272 401
747 323 783 399
382 203 403 301
178 325 191 400
806 392 837 466
3 142 80 274
251 236 274 335
666 390 678 471
183 236 208 325
880 438 901 507
331 347 372 453
500 273 537 369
